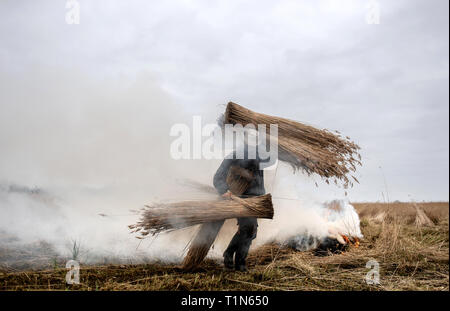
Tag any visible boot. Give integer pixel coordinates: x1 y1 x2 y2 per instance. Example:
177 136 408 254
223 250 234 270
235 264 248 272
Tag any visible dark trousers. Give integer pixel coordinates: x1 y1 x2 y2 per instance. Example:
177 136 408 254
223 217 258 268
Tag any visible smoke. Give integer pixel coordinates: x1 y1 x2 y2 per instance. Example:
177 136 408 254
0 67 215 268
0 67 361 269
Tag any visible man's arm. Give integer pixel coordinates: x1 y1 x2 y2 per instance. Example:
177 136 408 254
213 156 234 195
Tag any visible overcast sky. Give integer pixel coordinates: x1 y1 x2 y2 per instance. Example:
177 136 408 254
0 0 448 201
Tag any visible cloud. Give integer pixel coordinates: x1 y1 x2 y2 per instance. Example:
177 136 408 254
0 0 448 202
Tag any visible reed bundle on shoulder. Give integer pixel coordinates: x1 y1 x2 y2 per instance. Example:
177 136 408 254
223 102 361 187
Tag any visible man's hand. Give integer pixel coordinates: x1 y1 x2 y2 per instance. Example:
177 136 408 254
222 190 232 199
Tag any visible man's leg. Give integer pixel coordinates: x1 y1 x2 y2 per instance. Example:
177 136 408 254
223 229 240 269
234 217 258 271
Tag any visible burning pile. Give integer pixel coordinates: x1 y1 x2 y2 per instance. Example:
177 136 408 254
286 234 360 256
313 235 360 256
286 200 363 256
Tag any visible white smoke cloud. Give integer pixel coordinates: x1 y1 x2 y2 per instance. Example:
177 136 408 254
0 67 217 267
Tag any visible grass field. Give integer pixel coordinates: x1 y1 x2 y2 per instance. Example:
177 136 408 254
0 202 448 291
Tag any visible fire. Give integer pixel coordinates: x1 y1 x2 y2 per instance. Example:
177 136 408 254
341 235 360 248
342 235 350 244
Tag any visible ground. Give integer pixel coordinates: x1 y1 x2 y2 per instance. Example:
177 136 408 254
0 202 448 291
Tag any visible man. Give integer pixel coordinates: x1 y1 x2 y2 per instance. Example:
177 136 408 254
213 143 266 271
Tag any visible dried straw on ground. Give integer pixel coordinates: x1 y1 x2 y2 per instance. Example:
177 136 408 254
129 194 273 237
414 205 434 227
223 102 361 187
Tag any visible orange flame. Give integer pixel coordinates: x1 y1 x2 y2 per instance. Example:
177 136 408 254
341 235 360 248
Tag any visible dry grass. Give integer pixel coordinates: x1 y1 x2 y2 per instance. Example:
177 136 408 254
353 202 449 225
0 202 448 291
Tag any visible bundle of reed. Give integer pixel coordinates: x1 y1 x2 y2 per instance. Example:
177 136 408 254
181 220 224 270
129 194 273 237
226 165 254 194
223 102 361 187
181 166 252 270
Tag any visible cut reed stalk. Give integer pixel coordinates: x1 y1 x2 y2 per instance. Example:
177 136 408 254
181 220 224 270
